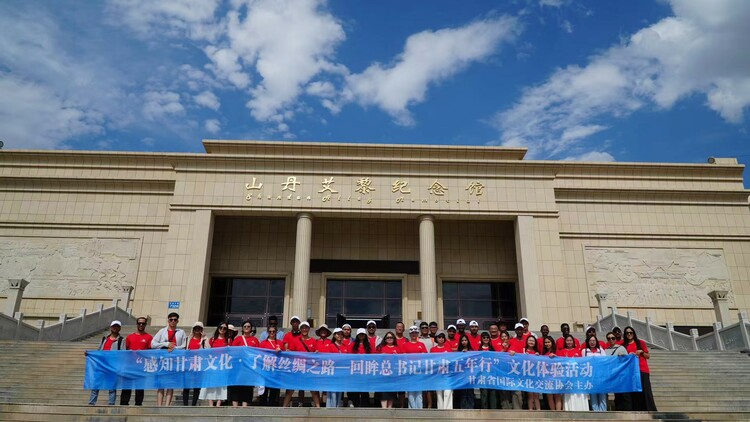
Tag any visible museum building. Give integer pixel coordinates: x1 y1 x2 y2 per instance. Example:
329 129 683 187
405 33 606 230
0 140 748 331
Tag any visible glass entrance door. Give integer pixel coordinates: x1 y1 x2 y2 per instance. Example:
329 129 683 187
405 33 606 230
325 279 402 328
207 277 285 327
442 281 517 329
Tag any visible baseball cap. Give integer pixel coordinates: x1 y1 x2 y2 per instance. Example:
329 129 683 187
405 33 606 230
585 325 595 332
469 320 479 327
290 315 301 323
110 320 121 327
192 321 204 329
227 324 237 331
356 328 367 336
456 318 466 325
514 323 524 329
367 320 377 327
408 325 419 333
447 324 457 331
520 317 530 324
299 321 310 328
332 328 343 334
342 323 352 329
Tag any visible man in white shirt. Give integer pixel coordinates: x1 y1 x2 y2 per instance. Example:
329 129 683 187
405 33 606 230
150 312 186 407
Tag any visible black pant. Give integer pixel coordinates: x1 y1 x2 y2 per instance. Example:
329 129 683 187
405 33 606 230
120 389 143 406
259 387 280 406
182 388 200 406
614 392 632 410
229 385 254 404
350 392 370 407
632 372 657 411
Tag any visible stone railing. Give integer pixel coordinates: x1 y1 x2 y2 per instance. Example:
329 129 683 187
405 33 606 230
0 299 136 342
595 307 750 352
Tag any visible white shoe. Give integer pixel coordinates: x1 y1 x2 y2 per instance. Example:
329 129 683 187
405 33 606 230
348 400 354 408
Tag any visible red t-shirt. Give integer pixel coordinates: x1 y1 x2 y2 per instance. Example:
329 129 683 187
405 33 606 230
557 336 581 350
368 336 379 350
557 348 581 358
322 342 349 353
342 338 352 346
232 335 260 347
523 347 538 355
283 331 301 350
188 338 204 350
446 337 459 351
430 344 451 353
490 338 507 351
467 333 482 350
401 341 428 354
289 336 317 352
378 344 400 354
479 344 493 352
351 343 370 354
260 339 282 351
209 337 229 348
396 337 408 348
624 340 650 373
126 332 153 351
508 337 525 353
102 337 116 351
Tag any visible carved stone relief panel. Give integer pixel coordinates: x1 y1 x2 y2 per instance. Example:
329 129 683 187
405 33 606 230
584 247 732 307
0 237 140 298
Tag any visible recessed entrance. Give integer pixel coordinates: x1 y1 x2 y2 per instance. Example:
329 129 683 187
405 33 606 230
325 279 402 328
207 277 285 327
442 281 517 329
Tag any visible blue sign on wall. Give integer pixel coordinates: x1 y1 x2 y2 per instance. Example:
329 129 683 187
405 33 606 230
168 301 180 309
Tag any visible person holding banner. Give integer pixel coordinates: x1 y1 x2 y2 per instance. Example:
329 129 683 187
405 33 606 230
324 328 349 408
121 317 152 406
87 320 123 406
541 336 562 410
524 335 541 410
446 325 459 351
605 331 630 410
401 325 428 409
349 328 372 407
558 335 588 411
477 332 497 409
283 321 321 407
182 322 208 406
199 323 230 406
231 320 259 407
151 312 186 407
582 335 607 411
259 327 282 406
429 332 452 410
623 327 657 411
376 332 400 408
454 334 475 409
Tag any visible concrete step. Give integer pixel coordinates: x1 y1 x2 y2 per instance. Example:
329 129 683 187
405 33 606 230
2 404 750 421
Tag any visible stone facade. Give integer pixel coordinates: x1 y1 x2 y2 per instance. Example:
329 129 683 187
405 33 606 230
0 140 748 328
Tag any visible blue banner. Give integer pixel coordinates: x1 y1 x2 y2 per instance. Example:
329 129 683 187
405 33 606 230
85 348 641 394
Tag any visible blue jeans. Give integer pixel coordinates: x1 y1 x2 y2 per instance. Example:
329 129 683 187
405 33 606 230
407 391 422 408
89 389 116 406
590 393 608 411
326 391 343 408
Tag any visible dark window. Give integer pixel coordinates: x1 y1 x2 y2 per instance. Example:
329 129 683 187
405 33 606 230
325 279 402 328
207 277 285 327
442 281 517 329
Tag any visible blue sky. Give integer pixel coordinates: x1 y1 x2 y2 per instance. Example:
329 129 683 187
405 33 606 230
1 0 749 171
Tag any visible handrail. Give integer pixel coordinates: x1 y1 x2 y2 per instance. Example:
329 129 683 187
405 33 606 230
0 299 136 341
596 307 750 351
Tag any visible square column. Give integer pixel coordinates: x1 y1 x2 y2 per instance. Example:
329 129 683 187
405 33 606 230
419 215 438 323
514 215 543 324
290 213 313 320
180 209 215 323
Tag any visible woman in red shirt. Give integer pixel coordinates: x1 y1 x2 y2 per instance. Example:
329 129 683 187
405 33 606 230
323 328 349 408
231 320 259 407
523 336 541 410
259 327 282 406
376 331 400 408
347 328 371 407
623 326 657 411
200 323 230 406
541 336 562 410
430 333 452 409
183 322 208 406
558 335 587 411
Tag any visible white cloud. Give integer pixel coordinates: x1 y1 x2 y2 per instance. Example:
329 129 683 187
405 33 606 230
204 46 251 89
0 75 103 149
204 118 221 133
563 151 615 162
142 91 185 120
342 16 520 126
106 0 222 40
539 0 568 7
194 90 220 110
222 0 346 122
493 0 750 158
560 20 573 33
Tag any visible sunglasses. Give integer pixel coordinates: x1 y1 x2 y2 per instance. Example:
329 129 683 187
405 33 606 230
137 322 147 325
625 331 634 335
168 318 178 322
243 325 252 328
220 326 227 330
268 330 277 334
607 336 616 340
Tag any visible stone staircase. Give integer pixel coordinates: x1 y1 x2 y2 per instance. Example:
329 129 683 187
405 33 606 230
0 339 749 420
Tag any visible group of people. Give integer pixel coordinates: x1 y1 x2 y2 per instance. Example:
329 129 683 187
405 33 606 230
88 313 657 412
